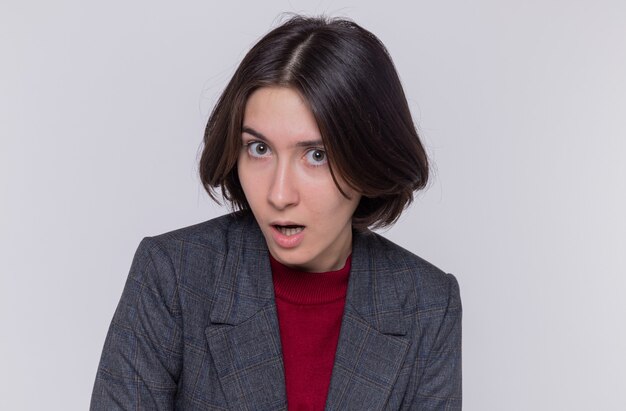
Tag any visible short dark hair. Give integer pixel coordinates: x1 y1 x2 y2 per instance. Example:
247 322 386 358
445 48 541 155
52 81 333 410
199 15 429 229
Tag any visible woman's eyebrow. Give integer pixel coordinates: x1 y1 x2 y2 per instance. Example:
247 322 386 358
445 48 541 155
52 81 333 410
242 126 267 141
295 139 324 148
242 125 323 147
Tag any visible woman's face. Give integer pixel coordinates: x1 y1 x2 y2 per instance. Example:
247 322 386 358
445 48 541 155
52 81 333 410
238 86 361 272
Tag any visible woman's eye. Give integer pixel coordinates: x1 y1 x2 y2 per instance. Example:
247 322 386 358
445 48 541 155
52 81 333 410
247 141 271 158
305 149 327 166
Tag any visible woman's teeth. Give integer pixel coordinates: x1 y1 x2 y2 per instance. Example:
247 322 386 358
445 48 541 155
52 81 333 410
276 225 304 236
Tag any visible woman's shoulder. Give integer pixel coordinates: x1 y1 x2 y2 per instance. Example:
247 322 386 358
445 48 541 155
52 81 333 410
128 211 258 283
355 230 461 311
144 211 256 251
125 212 259 303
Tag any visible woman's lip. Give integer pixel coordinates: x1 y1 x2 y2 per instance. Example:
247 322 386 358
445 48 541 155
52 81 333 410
271 221 305 227
270 224 305 249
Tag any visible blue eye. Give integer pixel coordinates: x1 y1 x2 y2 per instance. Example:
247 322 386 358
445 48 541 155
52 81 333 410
247 141 271 158
305 149 327 166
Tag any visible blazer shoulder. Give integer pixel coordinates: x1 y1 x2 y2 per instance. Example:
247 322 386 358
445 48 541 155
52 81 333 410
128 212 257 287
361 231 461 312
124 212 258 311
145 211 253 253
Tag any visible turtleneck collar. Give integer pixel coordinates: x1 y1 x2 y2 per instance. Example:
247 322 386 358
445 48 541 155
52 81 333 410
269 253 351 305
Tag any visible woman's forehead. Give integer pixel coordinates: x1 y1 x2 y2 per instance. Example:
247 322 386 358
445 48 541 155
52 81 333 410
242 87 323 147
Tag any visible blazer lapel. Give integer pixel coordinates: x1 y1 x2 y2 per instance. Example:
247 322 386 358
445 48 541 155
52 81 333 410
325 230 410 410
204 214 287 411
203 216 409 410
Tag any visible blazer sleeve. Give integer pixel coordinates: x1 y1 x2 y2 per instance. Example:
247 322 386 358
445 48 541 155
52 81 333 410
90 237 183 410
414 273 462 410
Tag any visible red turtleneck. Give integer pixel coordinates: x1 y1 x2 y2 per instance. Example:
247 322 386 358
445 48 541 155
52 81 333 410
270 254 351 411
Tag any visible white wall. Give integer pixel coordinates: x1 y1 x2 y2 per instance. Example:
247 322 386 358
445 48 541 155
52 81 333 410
2 1 625 409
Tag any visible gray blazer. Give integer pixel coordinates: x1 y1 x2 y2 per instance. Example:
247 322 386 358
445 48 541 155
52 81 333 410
90 212 462 410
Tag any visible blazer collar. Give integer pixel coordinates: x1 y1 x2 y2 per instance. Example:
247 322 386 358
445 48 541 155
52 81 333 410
325 229 410 410
205 213 409 410
346 229 408 336
208 212 275 326
209 213 407 334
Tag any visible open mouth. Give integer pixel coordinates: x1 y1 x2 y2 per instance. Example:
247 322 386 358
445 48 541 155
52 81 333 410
273 224 305 236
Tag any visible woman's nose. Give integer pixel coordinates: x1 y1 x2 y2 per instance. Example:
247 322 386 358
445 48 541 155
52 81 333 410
267 161 299 210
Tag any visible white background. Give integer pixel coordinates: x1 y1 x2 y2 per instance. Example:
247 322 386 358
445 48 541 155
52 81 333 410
2 1 625 410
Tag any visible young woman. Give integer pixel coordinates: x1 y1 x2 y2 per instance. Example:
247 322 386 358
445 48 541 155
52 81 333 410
91 15 462 410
